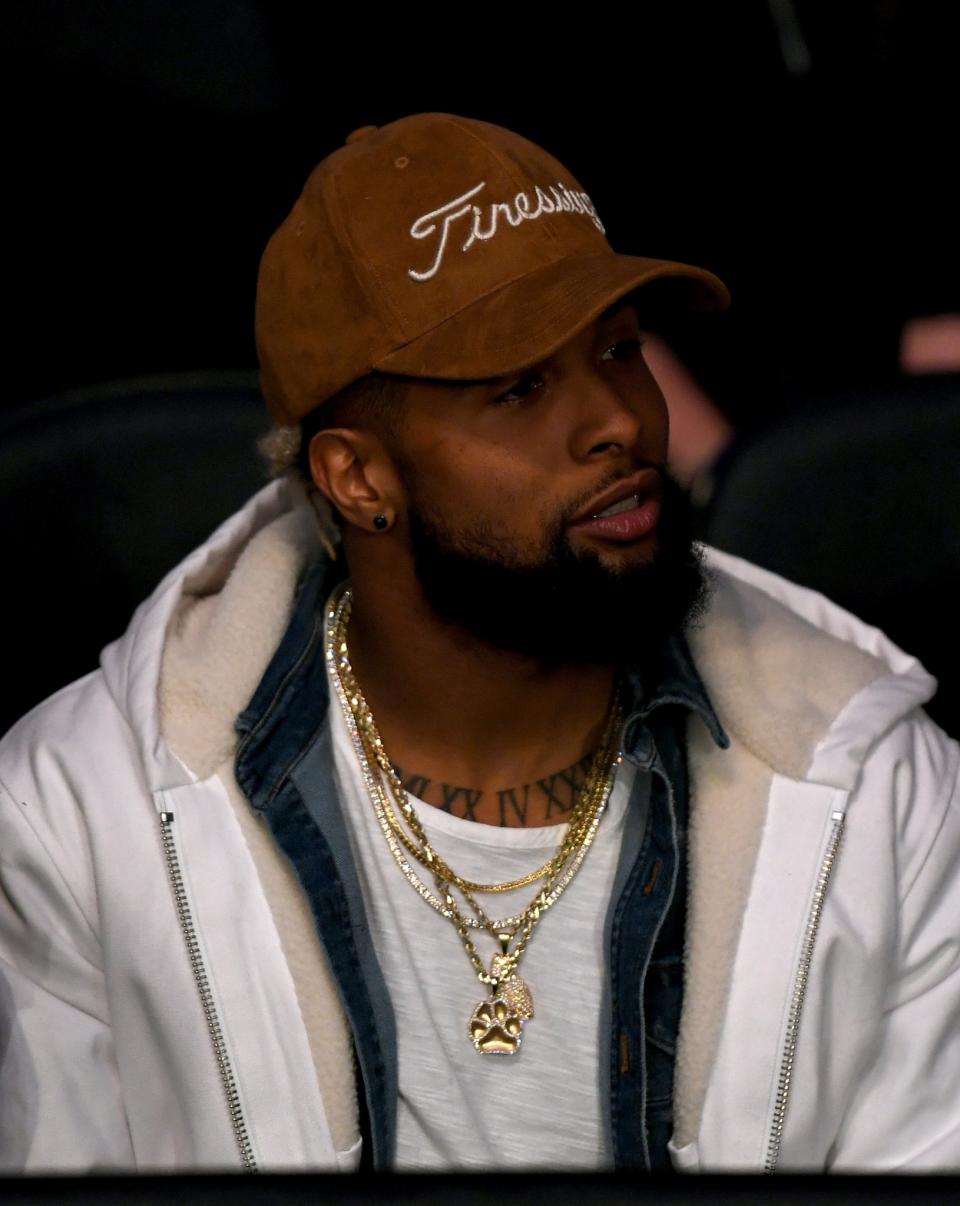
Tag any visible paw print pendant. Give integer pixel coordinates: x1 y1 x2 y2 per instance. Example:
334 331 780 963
468 996 525 1055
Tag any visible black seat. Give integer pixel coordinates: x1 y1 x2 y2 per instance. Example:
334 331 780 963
700 375 960 736
1 373 271 736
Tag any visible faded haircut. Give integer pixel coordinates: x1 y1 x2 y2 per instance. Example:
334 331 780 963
257 372 409 553
258 371 409 482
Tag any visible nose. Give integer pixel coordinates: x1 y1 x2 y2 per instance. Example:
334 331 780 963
569 371 665 464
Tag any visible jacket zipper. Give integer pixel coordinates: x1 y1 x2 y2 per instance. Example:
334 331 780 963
159 811 258 1172
764 809 846 1173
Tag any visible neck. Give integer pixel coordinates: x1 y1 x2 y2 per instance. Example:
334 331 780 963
342 557 617 806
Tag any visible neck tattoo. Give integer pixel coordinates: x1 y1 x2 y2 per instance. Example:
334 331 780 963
393 752 595 827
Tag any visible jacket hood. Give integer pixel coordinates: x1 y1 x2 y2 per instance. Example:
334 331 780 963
692 547 937 788
99 479 306 793
98 479 938 797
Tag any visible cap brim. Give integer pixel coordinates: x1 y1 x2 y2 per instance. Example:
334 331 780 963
371 251 729 381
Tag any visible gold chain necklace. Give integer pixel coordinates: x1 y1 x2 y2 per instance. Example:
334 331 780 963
362 685 614 896
326 582 623 1055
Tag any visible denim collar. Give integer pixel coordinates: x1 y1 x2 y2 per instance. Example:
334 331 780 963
618 630 729 767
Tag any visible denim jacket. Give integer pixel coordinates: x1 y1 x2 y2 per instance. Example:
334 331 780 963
235 554 727 1171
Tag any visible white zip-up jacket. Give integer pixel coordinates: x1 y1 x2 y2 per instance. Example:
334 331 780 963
1 480 958 1172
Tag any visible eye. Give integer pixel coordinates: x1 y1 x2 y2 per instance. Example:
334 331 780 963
493 371 544 407
601 337 643 362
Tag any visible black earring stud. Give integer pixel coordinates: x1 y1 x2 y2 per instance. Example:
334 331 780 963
373 513 389 531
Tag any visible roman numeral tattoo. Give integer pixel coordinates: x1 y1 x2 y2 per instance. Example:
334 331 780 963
496 784 530 827
394 753 595 826
396 767 432 800
435 784 480 821
539 754 593 819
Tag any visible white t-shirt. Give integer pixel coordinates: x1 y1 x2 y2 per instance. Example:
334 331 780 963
325 629 635 1171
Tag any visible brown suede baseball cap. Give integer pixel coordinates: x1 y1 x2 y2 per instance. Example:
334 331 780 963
256 113 730 425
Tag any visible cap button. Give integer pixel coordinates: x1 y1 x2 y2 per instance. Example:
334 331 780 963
345 125 378 145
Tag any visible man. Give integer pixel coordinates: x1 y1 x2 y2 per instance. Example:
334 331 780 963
1 113 957 1174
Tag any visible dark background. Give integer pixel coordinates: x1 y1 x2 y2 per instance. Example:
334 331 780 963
7 0 957 422
2 0 958 735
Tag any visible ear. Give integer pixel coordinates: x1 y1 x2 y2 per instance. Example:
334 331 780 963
308 428 400 532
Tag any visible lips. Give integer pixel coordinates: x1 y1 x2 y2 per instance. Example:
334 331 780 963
568 469 663 544
571 469 662 524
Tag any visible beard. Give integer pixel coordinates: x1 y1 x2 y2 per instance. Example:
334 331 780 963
402 469 711 674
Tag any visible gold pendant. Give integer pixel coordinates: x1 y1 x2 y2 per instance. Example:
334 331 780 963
490 952 535 1020
467 952 534 1055
468 995 524 1055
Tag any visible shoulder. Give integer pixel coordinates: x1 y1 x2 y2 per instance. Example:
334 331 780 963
859 705 959 891
0 670 151 909
0 673 130 956
0 668 142 800
693 546 940 785
700 544 931 674
693 547 959 886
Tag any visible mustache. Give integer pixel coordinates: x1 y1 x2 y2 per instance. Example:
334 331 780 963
558 461 668 530
563 462 665 520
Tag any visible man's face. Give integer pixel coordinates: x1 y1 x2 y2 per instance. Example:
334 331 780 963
385 300 709 669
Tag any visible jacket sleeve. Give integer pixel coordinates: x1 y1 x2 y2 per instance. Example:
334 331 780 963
0 774 134 1171
832 711 960 1170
